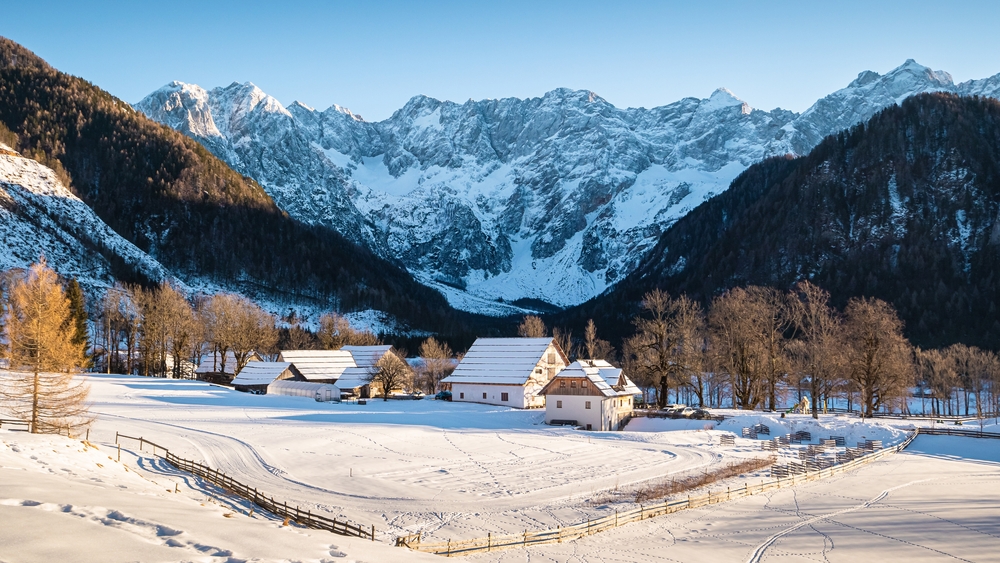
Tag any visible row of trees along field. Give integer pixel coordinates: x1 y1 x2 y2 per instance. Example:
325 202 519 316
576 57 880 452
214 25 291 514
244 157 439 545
87 273 458 395
534 281 1000 419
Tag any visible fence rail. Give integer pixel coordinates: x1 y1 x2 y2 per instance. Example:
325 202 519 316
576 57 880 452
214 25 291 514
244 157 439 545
913 427 1000 439
0 418 30 430
397 429 923 557
114 433 375 541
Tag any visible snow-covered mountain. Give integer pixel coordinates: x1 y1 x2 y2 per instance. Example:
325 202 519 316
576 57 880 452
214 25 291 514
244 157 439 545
137 60 1000 313
0 144 170 290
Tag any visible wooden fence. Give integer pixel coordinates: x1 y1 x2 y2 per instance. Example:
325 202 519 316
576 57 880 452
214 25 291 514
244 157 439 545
913 427 1000 439
115 433 375 541
0 418 30 430
396 429 922 557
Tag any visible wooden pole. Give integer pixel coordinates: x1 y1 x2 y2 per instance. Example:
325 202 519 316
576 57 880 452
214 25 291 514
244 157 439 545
371 524 375 542
117 443 121 462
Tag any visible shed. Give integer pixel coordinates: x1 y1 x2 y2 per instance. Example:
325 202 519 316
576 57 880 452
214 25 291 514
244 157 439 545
195 350 262 382
231 362 301 394
441 338 569 408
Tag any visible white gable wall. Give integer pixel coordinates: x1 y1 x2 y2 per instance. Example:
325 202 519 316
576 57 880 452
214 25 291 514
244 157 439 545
545 394 633 431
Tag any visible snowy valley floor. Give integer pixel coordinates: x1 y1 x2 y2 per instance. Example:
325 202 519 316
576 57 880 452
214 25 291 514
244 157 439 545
1 374 998 562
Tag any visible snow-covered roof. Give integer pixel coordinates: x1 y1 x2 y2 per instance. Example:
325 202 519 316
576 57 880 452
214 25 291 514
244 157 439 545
231 362 295 386
443 338 566 386
541 360 640 398
333 368 371 391
341 345 393 368
278 350 355 381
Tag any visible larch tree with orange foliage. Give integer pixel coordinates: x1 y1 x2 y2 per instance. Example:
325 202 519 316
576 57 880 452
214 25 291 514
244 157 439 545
1 260 90 434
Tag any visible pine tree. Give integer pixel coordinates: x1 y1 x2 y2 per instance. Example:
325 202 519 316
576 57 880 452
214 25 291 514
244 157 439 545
65 277 90 365
0 260 90 434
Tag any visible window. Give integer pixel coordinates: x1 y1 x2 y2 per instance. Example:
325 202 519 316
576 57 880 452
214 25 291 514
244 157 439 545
556 400 563 408
582 380 588 388
559 380 566 388
501 392 509 401
571 381 577 388
460 392 464 399
482 392 487 399
585 401 592 409
548 352 556 364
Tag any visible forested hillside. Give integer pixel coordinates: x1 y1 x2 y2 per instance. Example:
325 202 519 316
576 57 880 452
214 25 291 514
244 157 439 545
0 37 471 337
565 94 1000 350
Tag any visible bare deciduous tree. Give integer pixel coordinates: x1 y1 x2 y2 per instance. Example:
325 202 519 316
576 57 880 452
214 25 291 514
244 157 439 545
552 327 574 361
317 312 380 349
844 297 913 418
628 290 704 408
789 281 845 418
202 293 278 377
710 287 764 410
366 349 413 400
416 337 456 394
518 315 547 338
582 319 615 362
0 260 90 434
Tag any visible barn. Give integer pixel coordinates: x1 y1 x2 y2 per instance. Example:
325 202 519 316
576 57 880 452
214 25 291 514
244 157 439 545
230 362 302 394
539 360 640 431
441 338 569 408
276 350 355 383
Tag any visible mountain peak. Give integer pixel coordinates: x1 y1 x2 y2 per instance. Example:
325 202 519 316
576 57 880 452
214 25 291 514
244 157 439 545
698 87 749 113
884 59 953 87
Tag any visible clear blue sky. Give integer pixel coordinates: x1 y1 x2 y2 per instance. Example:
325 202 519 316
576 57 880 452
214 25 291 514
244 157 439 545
3 0 999 121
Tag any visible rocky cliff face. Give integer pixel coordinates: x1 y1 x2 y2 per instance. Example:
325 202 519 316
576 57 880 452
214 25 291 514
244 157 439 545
137 61 1000 313
0 144 169 289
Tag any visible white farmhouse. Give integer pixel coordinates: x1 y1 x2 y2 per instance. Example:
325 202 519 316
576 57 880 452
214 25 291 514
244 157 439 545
442 338 569 408
539 360 640 431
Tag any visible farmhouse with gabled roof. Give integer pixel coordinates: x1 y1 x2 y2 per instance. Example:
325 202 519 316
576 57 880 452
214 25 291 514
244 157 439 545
539 360 639 430
442 337 569 408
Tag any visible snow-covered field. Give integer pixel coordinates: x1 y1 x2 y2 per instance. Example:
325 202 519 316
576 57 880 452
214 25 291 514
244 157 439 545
2 373 998 562
470 435 1000 562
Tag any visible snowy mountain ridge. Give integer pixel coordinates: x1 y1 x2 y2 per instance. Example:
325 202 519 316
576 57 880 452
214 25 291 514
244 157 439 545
0 144 171 290
136 60 1000 313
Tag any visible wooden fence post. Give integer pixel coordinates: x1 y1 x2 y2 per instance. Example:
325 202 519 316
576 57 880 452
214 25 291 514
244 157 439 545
615 509 618 527
488 532 492 551
371 524 375 542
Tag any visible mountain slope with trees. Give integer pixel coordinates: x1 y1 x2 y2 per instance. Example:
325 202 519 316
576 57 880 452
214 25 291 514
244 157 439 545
0 37 470 336
566 93 1000 350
